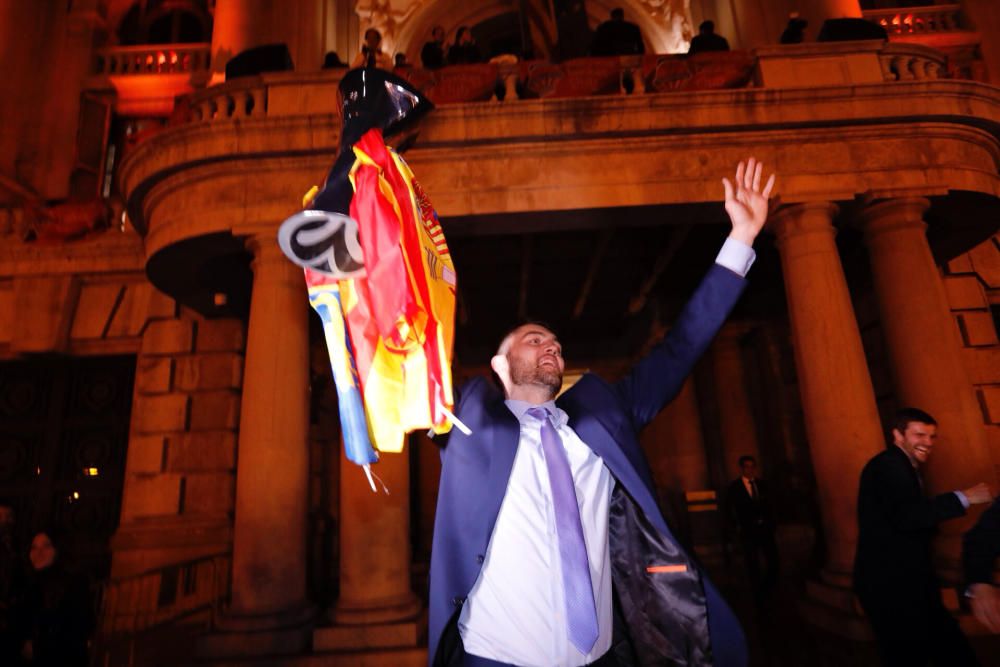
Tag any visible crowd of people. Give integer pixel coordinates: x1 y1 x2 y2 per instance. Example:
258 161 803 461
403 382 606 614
0 505 93 667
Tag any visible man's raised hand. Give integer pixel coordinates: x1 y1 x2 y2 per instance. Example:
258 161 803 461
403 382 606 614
722 157 776 247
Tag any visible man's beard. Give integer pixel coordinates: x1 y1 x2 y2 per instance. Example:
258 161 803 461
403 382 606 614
508 356 562 396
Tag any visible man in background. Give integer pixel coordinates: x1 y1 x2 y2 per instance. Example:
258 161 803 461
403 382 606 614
854 407 992 666
726 455 779 603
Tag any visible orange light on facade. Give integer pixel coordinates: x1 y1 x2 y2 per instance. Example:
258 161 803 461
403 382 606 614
158 52 167 66
84 467 99 477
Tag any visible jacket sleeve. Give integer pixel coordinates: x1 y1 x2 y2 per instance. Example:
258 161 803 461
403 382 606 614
963 497 1000 585
613 262 746 431
870 453 965 532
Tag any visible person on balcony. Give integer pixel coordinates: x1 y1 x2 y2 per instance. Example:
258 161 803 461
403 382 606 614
779 15 808 44
352 28 393 70
447 27 482 65
591 8 645 56
421 26 447 69
688 21 730 55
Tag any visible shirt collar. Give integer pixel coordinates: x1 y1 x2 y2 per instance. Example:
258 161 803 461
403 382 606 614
505 399 568 427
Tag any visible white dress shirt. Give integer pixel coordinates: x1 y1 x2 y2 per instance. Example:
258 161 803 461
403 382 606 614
458 239 756 666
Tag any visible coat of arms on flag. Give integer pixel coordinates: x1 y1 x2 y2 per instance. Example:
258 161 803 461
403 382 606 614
277 67 464 490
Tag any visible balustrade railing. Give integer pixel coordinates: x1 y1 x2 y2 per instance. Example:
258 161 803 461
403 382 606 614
98 552 230 636
143 41 968 130
92 553 230 667
94 43 211 76
879 42 947 81
863 4 964 35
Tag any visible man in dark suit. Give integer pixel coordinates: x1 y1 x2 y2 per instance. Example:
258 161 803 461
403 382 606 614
688 21 730 56
726 456 779 601
853 407 992 666
590 8 645 56
963 496 1000 633
429 159 775 667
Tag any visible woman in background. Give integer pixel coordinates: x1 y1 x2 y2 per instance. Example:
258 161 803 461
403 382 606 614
18 531 93 667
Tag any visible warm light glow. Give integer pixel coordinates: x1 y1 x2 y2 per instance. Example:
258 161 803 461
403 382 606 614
73 491 80 499
84 467 99 477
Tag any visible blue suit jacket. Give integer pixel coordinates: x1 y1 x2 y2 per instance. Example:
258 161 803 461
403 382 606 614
429 263 749 666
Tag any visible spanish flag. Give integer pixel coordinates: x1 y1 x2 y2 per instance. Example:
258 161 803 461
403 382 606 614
339 127 458 454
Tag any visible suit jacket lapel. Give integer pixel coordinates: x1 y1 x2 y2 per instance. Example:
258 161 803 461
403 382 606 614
559 391 663 531
479 397 521 550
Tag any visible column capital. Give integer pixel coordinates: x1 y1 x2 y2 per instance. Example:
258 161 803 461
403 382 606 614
768 202 840 245
245 234 303 287
858 197 931 241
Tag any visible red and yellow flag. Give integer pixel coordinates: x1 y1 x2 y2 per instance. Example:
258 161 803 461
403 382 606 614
339 128 458 453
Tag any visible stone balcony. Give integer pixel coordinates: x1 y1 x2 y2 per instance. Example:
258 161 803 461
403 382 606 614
116 39 1000 318
87 42 212 116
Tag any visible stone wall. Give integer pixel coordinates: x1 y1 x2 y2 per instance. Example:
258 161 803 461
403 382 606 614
112 313 245 578
945 235 1000 481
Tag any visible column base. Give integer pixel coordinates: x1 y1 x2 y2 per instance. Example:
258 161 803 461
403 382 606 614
197 603 316 659
314 610 427 652
330 592 422 625
799 578 873 641
800 578 983 639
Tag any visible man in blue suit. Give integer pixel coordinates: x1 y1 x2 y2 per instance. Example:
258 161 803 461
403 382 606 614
429 159 775 667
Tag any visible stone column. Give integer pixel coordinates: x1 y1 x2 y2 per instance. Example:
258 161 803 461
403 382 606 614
711 325 760 482
771 203 884 584
799 0 863 38
642 378 710 493
861 198 995 566
313 449 422 652
205 236 312 656
962 0 1000 85
210 0 273 83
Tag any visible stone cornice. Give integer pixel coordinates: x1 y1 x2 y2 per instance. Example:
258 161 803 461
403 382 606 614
119 77 1000 257
0 230 145 276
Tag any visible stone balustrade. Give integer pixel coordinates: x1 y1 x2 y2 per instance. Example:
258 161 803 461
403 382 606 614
864 4 964 36
190 80 267 121
95 42 211 76
174 40 967 127
879 42 947 81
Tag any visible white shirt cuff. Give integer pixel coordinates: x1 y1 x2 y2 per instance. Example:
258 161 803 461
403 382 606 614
955 490 970 509
715 237 756 278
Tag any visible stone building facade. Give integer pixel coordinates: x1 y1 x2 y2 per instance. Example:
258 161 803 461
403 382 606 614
3 0 1000 664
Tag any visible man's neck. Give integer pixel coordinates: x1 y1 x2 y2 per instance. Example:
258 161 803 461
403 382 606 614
506 385 555 405
894 443 921 469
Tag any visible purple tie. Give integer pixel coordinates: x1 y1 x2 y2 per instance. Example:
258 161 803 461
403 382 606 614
527 407 599 655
